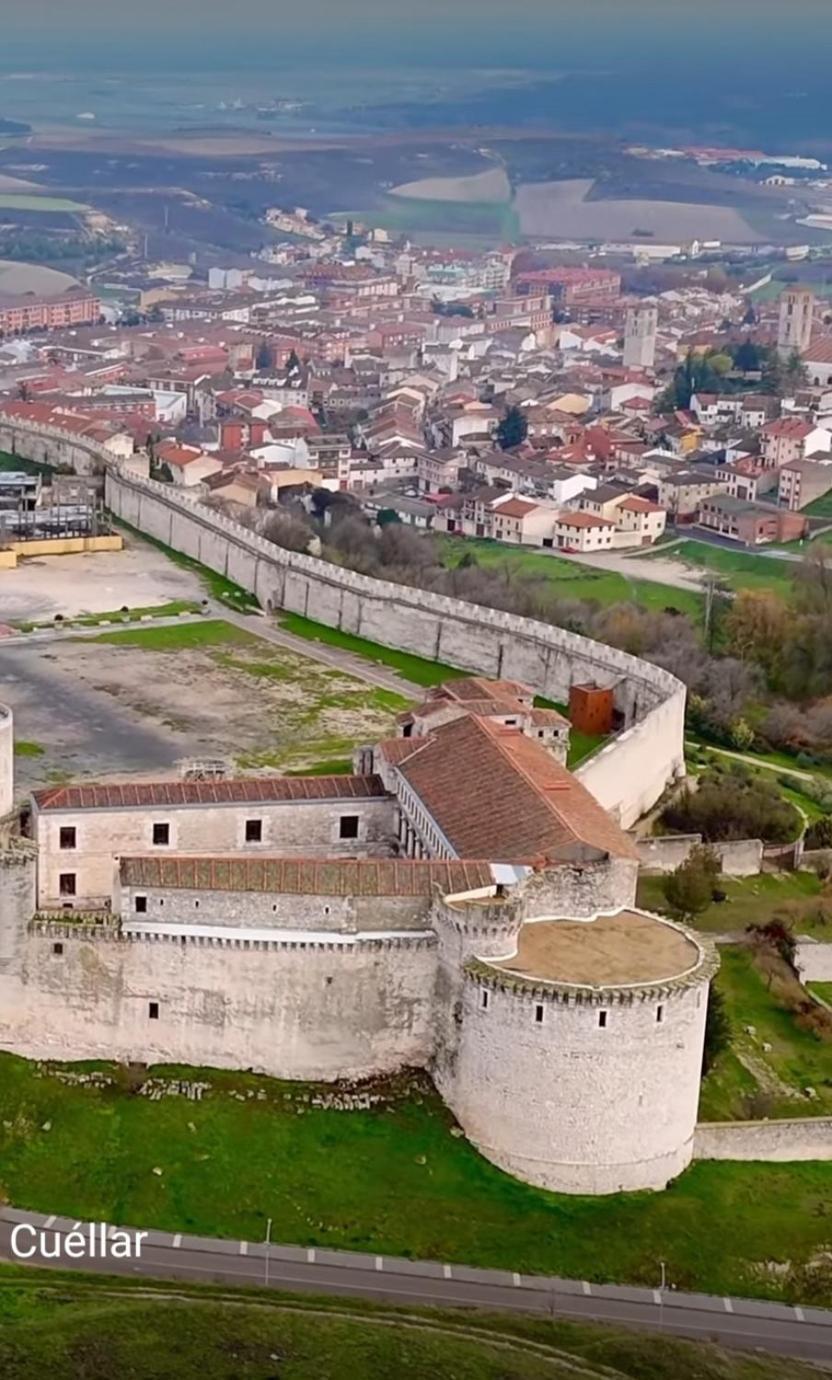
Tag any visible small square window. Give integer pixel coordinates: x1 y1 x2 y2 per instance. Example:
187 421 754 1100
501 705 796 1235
148 1001 159 1020
535 1004 544 1024
59 826 76 850
152 823 170 846
135 896 148 914
339 815 359 840
52 942 63 956
245 819 262 843
59 872 76 897
598 1010 608 1029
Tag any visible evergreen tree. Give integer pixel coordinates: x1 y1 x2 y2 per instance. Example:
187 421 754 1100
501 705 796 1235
496 405 528 451
255 338 272 371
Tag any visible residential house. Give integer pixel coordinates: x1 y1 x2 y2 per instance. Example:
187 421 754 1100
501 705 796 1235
554 510 616 553
657 468 728 519
761 418 832 468
778 458 832 511
697 493 807 545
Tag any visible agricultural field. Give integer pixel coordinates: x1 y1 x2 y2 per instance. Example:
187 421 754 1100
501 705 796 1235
0 193 88 212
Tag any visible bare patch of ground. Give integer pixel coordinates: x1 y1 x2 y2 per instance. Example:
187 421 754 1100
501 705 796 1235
514 177 763 243
0 540 204 622
390 167 510 203
0 624 408 799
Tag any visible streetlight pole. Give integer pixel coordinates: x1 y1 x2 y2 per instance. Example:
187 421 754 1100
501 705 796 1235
265 1217 272 1289
659 1259 666 1332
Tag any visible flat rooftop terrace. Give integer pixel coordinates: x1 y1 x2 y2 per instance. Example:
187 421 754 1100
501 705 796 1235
487 910 701 989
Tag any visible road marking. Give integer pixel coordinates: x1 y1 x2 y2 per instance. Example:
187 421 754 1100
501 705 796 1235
43 1216 55 1229
307 1248 316 1264
375 1256 383 1272
723 1297 733 1312
653 1289 662 1305
794 1306 805 1322
239 1241 248 1256
172 1234 182 1249
512 1272 521 1287
443 1264 452 1279
582 1281 592 1296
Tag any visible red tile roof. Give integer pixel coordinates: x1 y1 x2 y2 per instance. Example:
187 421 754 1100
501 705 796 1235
33 776 387 812
394 715 637 865
119 855 494 896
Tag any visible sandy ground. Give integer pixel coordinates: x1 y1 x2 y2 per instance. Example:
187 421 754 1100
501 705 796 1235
514 178 762 244
564 549 707 592
0 544 205 623
0 629 405 797
0 260 80 296
390 167 511 203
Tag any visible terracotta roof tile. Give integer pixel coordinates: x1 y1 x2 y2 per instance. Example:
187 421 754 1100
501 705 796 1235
119 855 494 896
33 776 387 812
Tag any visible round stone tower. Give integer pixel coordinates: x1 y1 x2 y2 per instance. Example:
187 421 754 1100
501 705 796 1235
441 907 719 1195
0 703 13 820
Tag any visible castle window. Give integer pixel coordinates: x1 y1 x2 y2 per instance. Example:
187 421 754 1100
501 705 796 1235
59 826 77 850
598 1010 608 1029
657 1005 664 1023
59 872 76 897
535 1004 544 1024
339 815 359 840
52 942 63 956
245 819 262 843
481 989 490 1010
148 1001 159 1020
134 896 148 914
152 822 170 847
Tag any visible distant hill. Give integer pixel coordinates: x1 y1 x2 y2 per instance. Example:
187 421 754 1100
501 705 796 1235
0 117 31 136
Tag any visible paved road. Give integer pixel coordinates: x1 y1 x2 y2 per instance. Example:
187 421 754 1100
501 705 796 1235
1 1208 830 1364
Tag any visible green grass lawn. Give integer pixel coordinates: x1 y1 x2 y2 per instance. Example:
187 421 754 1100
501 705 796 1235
0 1281 813 1380
0 193 88 212
1 1053 831 1305
809 982 832 1008
13 741 43 758
279 611 464 687
92 619 254 652
698 945 832 1121
805 490 832 519
437 536 704 620
0 449 54 479
637 869 824 936
659 540 797 595
15 600 203 632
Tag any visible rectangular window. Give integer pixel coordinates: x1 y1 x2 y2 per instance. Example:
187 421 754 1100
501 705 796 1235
148 1001 159 1020
59 872 76 897
135 896 148 914
656 1005 664 1024
339 815 359 840
598 1010 608 1029
481 989 490 1010
53 942 64 956
59 826 77 850
152 822 170 847
535 1004 544 1024
245 819 263 843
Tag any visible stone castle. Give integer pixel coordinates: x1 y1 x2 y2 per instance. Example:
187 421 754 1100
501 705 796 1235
0 682 718 1197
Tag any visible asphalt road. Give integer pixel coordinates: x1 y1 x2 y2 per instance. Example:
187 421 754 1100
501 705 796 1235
2 1208 831 1364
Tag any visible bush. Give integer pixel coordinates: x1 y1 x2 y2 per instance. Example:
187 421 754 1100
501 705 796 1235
661 845 721 922
659 766 800 844
806 817 832 850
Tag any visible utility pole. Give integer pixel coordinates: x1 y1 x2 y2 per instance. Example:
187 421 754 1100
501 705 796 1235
659 1259 666 1332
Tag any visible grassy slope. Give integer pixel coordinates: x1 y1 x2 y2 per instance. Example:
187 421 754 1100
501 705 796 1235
1 1054 831 1303
636 870 824 937
659 540 797 595
438 536 704 620
700 946 832 1120
0 1285 815 1380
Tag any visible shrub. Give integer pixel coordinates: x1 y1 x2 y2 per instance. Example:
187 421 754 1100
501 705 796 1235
659 766 800 844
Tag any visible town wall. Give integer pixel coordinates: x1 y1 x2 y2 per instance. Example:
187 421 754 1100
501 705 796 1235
634 835 764 877
694 1117 832 1162
103 469 687 829
0 925 437 1080
117 883 434 933
0 704 12 821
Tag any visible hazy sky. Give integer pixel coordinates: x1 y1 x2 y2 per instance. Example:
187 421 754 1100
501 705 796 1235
2 0 829 63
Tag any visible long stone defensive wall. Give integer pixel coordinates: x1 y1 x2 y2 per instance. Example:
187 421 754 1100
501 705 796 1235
694 1117 832 1162
104 469 686 827
0 413 687 828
